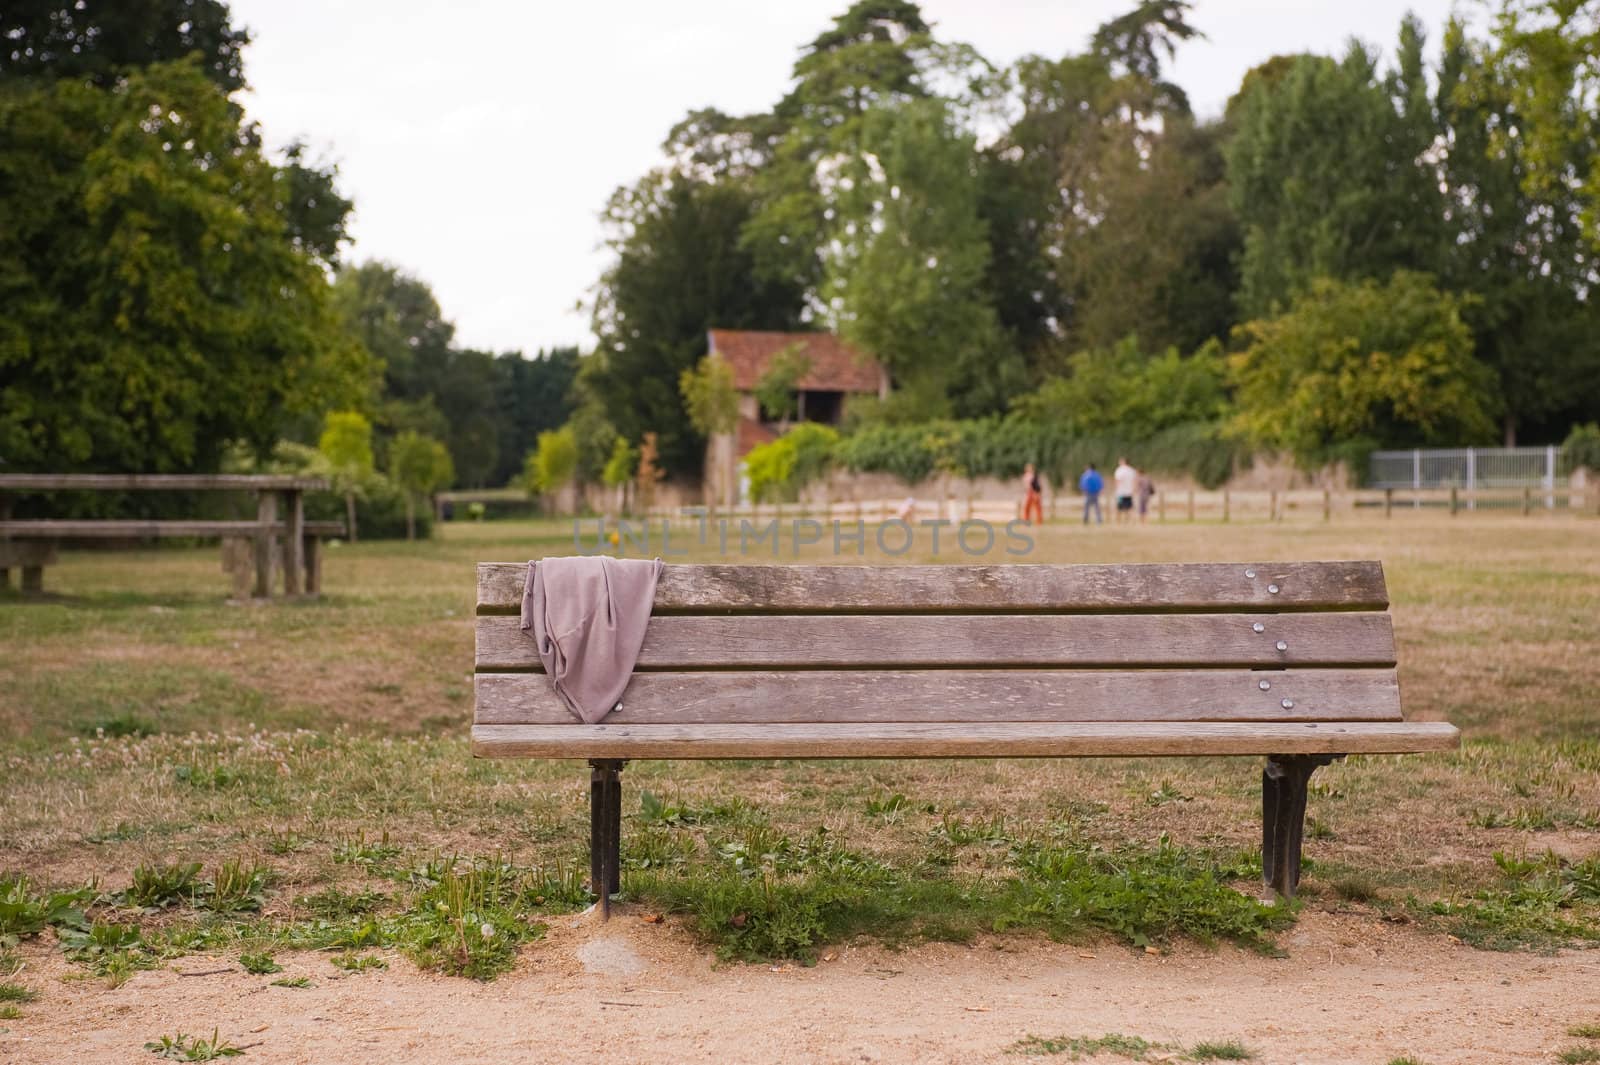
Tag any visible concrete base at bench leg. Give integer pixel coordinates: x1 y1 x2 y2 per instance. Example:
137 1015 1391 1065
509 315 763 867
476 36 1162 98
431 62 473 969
1262 754 1343 898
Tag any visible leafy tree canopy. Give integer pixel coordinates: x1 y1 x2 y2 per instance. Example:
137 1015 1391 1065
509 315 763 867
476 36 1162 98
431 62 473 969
754 345 812 421
1015 338 1228 440
524 427 578 495
0 60 368 472
1229 272 1499 460
589 172 803 478
679 354 740 437
1 0 250 91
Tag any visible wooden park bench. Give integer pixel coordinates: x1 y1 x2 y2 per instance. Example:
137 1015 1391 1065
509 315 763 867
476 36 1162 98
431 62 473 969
472 561 1458 918
0 474 341 597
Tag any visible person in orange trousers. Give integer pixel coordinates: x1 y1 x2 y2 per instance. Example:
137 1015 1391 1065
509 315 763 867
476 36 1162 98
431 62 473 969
1021 462 1044 525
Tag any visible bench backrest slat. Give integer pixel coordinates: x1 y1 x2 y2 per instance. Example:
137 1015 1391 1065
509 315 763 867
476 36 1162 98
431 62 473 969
475 561 1388 615
474 612 1395 671
474 668 1402 725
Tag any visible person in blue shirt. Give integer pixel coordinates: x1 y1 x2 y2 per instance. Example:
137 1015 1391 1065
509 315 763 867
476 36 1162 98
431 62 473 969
1079 463 1104 525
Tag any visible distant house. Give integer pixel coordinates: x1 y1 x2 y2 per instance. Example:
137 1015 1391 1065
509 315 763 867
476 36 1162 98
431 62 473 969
703 329 888 505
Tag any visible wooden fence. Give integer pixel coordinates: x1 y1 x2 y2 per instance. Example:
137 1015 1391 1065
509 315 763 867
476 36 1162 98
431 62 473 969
645 485 1597 526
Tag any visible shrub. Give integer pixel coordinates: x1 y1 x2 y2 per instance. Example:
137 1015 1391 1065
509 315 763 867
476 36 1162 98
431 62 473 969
744 424 840 502
1565 423 1600 472
1014 337 1229 439
267 440 429 540
832 417 1245 490
1230 272 1499 462
523 427 578 495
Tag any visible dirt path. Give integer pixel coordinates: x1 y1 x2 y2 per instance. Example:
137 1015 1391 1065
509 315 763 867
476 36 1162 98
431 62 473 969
5 911 1597 1065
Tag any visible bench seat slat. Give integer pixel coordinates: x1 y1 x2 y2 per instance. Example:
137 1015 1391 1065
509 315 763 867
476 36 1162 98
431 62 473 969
476 562 1388 615
474 668 1402 725
474 612 1396 671
471 720 1459 760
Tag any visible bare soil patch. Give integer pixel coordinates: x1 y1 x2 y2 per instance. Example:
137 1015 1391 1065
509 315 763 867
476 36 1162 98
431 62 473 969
5 910 1596 1065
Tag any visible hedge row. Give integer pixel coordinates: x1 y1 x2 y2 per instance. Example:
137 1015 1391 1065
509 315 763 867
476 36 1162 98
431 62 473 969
830 418 1248 490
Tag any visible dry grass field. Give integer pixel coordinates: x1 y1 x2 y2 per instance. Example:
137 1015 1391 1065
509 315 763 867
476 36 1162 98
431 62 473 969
2 513 1597 1063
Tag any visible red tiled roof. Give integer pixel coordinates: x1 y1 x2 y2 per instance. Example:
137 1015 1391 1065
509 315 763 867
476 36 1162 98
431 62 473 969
708 329 883 394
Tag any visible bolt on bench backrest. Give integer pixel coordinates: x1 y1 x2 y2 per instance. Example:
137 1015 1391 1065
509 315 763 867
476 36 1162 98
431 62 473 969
471 561 1458 761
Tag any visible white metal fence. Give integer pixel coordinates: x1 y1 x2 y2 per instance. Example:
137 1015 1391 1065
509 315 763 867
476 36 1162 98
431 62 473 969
1369 446 1570 490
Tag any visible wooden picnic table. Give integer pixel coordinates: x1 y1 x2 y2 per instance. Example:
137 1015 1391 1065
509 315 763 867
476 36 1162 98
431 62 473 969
0 474 338 597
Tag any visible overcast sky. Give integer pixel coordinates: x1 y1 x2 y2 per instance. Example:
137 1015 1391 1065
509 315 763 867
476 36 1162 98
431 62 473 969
230 0 1465 356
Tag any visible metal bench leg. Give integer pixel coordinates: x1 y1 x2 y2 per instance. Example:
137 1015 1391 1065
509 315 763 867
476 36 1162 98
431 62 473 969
588 759 624 919
1262 754 1342 898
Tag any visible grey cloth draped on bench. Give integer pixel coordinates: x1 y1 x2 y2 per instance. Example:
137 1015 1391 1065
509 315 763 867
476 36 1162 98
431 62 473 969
521 556 663 723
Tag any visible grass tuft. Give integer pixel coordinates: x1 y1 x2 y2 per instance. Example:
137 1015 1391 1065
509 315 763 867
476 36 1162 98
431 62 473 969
1424 851 1600 950
202 859 271 914
144 1029 242 1060
631 829 1289 962
1189 1040 1254 1060
125 862 202 909
1011 1032 1165 1058
0 982 38 1003
398 857 549 980
238 951 281 975
329 951 387 973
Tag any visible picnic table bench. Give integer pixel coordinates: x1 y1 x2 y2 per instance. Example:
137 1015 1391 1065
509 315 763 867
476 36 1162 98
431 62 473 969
0 474 341 597
472 561 1458 918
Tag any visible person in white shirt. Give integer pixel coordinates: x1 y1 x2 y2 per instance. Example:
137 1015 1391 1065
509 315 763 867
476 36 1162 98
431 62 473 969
1112 457 1137 525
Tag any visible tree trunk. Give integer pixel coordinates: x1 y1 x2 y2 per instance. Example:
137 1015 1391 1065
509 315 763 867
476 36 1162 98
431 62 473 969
1504 414 1518 448
345 491 359 543
404 496 415 541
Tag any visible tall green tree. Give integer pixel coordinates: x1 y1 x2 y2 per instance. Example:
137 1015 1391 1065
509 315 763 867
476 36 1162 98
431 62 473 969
1437 15 1600 443
332 261 455 406
1483 0 1600 239
430 347 500 488
490 347 580 486
1226 36 1446 318
1 0 250 91
678 355 740 437
523 427 578 497
589 172 803 477
0 60 367 472
742 0 940 298
824 98 1014 417
318 411 374 542
388 431 453 540
981 2 1231 363
333 260 549 485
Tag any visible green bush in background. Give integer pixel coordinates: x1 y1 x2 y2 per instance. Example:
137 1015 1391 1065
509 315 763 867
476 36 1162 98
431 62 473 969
1565 423 1600 472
